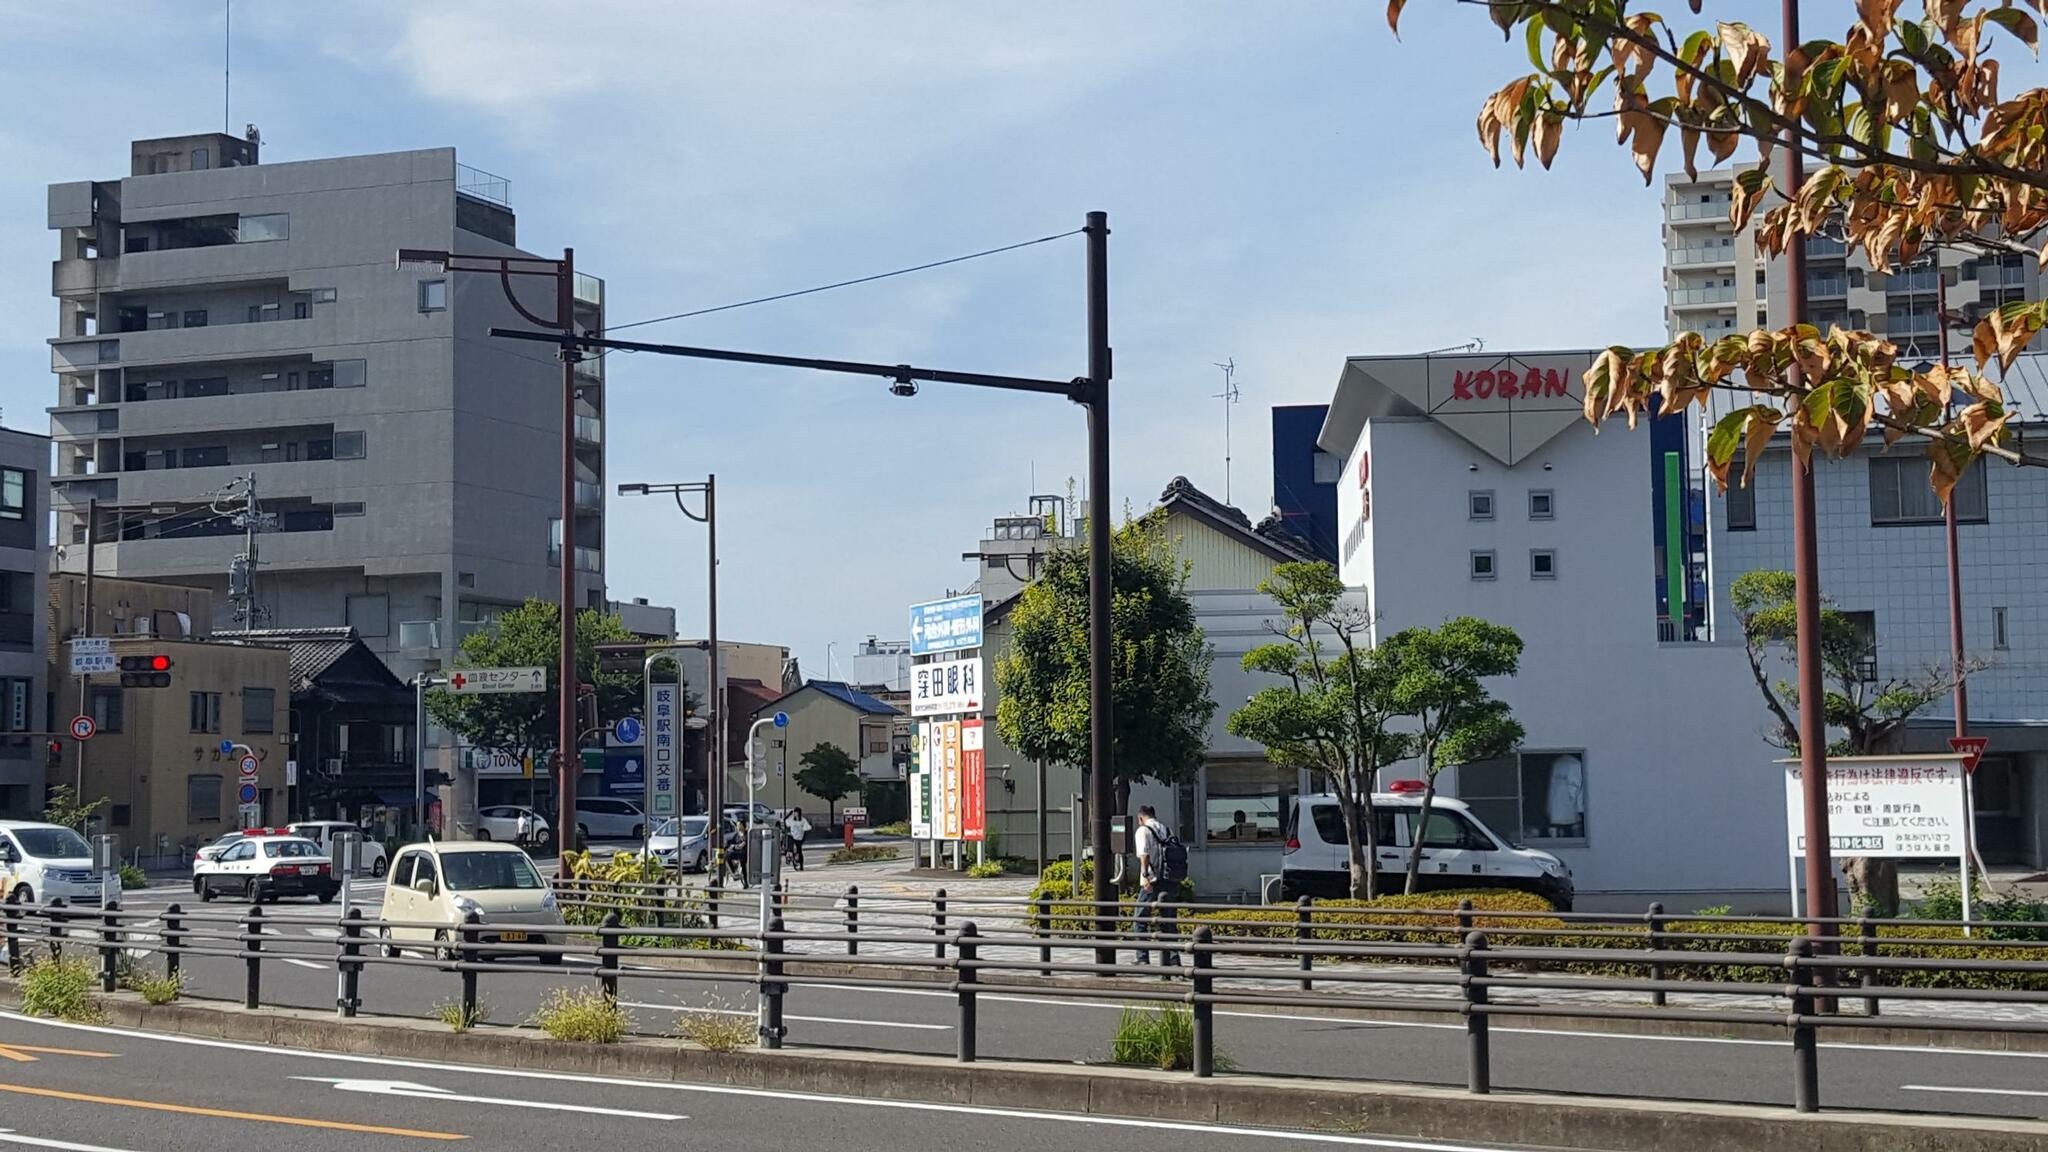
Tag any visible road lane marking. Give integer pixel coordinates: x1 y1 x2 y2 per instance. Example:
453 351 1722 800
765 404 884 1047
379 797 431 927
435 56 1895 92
617 1002 948 1031
296 1077 686 1119
1901 1083 2048 1099
0 1082 464 1141
0 1128 144 1152
0 1045 116 1064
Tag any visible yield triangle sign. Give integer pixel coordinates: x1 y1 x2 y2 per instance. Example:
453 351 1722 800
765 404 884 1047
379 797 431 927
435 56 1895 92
1949 736 1990 774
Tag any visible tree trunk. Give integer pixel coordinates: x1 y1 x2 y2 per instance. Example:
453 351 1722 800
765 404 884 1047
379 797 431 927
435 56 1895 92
1403 776 1439 896
1357 784 1380 901
1842 856 1900 918
1333 786 1372 901
1114 776 1132 822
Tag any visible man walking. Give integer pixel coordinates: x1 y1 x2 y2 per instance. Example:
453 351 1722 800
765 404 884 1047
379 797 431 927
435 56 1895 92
1129 804 1183 969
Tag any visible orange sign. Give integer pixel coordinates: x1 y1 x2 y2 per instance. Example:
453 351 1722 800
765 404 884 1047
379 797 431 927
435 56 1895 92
961 718 986 843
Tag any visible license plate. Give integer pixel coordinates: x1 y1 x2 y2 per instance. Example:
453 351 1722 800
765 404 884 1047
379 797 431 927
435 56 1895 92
497 931 529 943
298 866 318 875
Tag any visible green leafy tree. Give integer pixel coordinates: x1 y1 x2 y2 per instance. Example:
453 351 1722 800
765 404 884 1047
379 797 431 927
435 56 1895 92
1228 562 1410 899
1378 619 1526 895
794 742 863 824
994 509 1217 813
425 599 648 768
42 785 106 834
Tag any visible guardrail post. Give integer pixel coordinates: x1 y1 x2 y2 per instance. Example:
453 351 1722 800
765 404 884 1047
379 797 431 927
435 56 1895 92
1295 896 1314 992
99 898 120 992
1455 898 1474 938
163 903 183 983
46 897 66 961
337 909 362 1018
5 896 22 975
934 887 948 960
597 911 621 1000
1646 901 1667 1008
1857 915 1880 1018
1463 931 1491 1095
459 910 481 1023
956 921 978 1063
1036 893 1053 977
844 885 860 957
761 914 786 1050
244 905 264 1009
1788 937 1819 1113
1191 926 1215 1078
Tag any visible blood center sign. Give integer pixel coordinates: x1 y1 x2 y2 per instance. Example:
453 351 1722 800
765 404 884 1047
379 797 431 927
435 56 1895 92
1783 754 1968 858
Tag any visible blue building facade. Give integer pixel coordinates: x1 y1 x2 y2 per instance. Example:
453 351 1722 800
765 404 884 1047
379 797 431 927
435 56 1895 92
1270 404 1340 565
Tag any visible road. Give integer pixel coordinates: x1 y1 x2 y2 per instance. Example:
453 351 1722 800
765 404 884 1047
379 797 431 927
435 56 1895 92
73 886 2048 1122
0 1011 1585 1152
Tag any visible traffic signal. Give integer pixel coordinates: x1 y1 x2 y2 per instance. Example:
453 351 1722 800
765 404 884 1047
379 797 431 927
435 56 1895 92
118 654 173 688
596 643 646 676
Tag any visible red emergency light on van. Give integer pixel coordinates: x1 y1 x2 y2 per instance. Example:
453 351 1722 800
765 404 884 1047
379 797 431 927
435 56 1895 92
1386 779 1428 794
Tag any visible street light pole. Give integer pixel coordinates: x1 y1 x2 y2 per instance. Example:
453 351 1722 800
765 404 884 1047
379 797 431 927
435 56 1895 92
1083 210 1116 965
617 480 720 819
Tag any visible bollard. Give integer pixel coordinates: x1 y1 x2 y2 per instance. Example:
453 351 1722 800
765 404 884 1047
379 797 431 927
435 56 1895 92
956 921 979 1063
1857 915 1881 1018
1191 926 1215 1078
164 903 183 983
707 867 722 931
459 910 481 1023
844 885 860 957
244 905 264 1009
1463 931 1491 1095
1646 901 1667 1009
934 888 948 960
99 898 120 993
597 911 622 1000
1295 896 1314 993
1788 937 1819 1113
1036 893 1054 977
5 896 21 975
761 914 786 1050
337 908 363 1018
45 897 65 961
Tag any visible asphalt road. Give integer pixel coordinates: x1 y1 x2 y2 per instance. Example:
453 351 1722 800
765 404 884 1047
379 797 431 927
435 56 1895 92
61 892 2048 1123
0 1011 1585 1152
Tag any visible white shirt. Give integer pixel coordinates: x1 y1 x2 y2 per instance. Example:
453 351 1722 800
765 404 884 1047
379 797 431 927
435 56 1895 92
785 815 811 839
1134 819 1164 882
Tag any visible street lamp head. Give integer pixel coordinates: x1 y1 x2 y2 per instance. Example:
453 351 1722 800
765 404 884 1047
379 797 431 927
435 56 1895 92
616 483 650 496
888 371 919 398
395 248 452 271
683 716 710 730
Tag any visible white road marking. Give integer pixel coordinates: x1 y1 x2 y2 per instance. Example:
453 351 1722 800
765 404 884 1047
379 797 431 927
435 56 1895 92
0 1129 141 1152
1901 1083 2048 1099
2 1014 1548 1150
618 1002 949 1031
294 1076 686 1120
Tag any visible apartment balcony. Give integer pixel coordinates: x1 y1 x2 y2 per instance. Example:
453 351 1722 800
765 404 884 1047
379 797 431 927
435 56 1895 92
548 545 603 574
574 415 602 446
113 240 292 292
573 273 604 308
1981 263 2027 288
1804 235 1847 259
0 612 34 649
52 257 117 297
574 480 603 513
1807 275 1850 299
49 476 118 510
1669 285 1736 309
1667 200 1731 222
398 620 440 654
109 315 320 366
574 357 602 387
1670 246 1737 268
51 338 121 372
50 407 119 442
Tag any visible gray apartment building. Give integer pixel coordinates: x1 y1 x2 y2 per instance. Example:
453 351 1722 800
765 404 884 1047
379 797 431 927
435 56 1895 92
0 428 49 820
46 132 606 684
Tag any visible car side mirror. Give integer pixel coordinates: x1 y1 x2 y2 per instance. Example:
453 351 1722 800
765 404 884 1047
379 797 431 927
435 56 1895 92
412 877 437 897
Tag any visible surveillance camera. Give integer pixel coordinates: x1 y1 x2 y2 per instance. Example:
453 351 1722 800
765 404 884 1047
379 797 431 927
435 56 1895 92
889 377 919 398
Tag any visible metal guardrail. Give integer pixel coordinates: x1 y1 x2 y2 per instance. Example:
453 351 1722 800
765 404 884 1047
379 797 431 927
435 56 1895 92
7 887 2048 1117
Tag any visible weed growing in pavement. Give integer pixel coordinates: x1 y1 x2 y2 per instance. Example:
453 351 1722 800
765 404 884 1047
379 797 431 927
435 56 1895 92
826 845 898 865
673 995 757 1052
965 860 1007 879
20 956 106 1023
117 864 148 890
123 968 182 1006
433 997 489 1032
529 987 631 1044
1108 1003 1230 1072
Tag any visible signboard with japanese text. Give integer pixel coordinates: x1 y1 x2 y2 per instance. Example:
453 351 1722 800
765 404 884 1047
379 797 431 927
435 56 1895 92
939 719 962 840
647 682 679 819
445 666 546 695
1783 755 1968 859
911 656 983 718
961 718 985 843
910 721 932 839
910 595 983 656
68 637 115 676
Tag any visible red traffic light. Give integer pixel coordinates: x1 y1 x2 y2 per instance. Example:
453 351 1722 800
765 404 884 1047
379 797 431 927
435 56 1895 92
149 654 170 672
118 654 174 687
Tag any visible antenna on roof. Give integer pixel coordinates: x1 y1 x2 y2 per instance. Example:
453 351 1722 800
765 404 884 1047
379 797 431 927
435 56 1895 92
1423 337 1487 355
223 0 232 135
1213 358 1242 505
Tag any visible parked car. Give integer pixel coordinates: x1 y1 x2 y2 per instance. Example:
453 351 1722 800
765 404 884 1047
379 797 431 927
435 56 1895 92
722 802 780 829
286 821 389 877
193 834 337 904
646 815 713 872
474 806 552 846
574 797 646 841
379 841 563 962
0 822 102 906
1280 790 1573 909
194 829 272 865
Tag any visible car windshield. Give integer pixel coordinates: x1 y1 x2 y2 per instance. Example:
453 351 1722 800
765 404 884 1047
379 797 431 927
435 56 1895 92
680 816 709 838
262 840 321 859
14 828 91 859
440 851 545 891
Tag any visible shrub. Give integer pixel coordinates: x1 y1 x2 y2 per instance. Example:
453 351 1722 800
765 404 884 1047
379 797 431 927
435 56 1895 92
674 996 756 1052
826 845 898 864
529 988 631 1044
1109 1004 1229 1071
434 997 489 1032
123 969 181 1006
20 957 105 1024
1027 861 1195 932
966 860 1007 879
1912 878 2048 941
872 820 911 836
117 864 147 891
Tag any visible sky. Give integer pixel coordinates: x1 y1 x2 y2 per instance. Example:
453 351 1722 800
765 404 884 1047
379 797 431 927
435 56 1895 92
0 0 1908 677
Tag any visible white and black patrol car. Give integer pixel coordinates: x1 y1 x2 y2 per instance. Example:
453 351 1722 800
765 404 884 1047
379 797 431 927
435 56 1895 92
192 833 338 904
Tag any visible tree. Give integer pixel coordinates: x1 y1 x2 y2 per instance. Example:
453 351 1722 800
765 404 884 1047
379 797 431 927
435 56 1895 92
1228 562 1411 899
426 599 649 770
794 742 863 824
1730 569 1980 913
1377 618 1526 895
994 509 1217 813
1385 0 2048 499
42 784 106 834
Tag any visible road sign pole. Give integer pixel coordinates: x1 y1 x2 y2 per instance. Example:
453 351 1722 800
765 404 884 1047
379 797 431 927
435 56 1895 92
415 674 428 840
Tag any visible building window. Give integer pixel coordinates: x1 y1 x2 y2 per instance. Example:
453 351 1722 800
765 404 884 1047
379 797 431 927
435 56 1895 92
1528 490 1554 520
1311 450 1342 485
110 804 131 828
1470 550 1497 580
1530 549 1557 579
334 501 366 517
90 687 122 734
242 687 275 735
191 148 209 170
1461 751 1587 843
419 280 448 313
1870 455 1988 525
312 288 337 304
293 301 309 320
0 680 27 734
187 774 222 824
1841 610 1879 682
189 691 221 734
236 213 289 243
181 310 208 329
332 359 366 388
1993 606 2010 650
1468 490 1495 520
1725 472 1757 530
1202 764 1293 844
0 469 24 520
346 594 390 638
334 432 365 460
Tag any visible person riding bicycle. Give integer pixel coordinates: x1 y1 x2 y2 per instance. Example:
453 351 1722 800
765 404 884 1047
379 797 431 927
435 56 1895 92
782 807 812 872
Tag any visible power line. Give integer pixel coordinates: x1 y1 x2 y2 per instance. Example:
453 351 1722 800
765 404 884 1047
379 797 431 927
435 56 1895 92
605 228 1085 335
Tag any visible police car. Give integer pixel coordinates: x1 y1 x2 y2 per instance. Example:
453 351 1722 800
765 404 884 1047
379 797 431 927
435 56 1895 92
192 833 338 904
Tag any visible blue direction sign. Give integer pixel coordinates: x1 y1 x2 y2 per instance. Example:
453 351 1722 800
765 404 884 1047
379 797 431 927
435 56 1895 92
910 594 984 656
613 716 643 746
238 782 258 805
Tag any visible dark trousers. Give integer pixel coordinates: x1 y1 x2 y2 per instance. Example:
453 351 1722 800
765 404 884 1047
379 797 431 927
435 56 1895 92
1129 883 1181 966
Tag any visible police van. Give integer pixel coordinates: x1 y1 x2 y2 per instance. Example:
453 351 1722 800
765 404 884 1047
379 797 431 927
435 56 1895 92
1280 783 1573 908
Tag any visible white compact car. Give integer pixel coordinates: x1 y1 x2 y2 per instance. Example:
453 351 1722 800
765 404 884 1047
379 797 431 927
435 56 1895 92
286 821 389 878
193 834 338 904
474 806 552 847
646 815 713 872
380 841 563 962
0 822 102 906
574 797 646 841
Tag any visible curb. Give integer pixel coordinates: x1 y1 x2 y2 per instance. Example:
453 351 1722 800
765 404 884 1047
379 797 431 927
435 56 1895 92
2 980 2044 1151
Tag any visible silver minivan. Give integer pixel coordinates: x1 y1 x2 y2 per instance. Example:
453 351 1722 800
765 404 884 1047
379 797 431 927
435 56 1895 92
1281 791 1573 909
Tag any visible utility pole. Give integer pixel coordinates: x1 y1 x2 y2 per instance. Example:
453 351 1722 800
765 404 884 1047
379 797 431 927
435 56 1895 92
1084 210 1116 966
556 249 580 869
74 499 98 824
221 472 273 627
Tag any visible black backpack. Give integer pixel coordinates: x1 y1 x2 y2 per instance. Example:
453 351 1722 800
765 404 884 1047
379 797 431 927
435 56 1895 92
1154 826 1189 885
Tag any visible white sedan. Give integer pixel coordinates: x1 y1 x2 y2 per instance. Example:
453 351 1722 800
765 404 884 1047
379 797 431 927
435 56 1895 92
193 835 338 904
474 806 552 847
